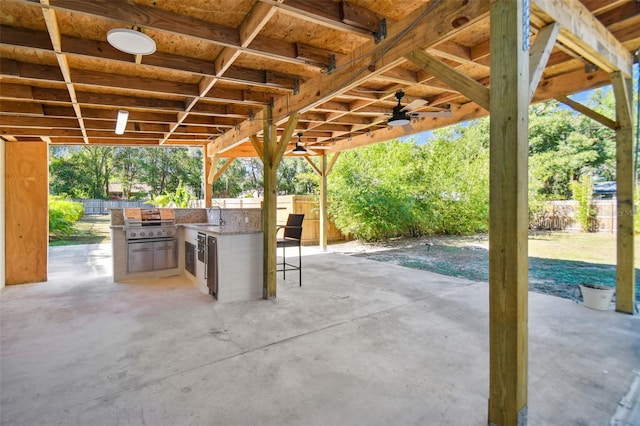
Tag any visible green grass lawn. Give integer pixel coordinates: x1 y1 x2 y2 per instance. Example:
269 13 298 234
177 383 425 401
49 215 112 246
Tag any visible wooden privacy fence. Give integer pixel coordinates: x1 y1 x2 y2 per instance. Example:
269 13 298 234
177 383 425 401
530 200 617 233
74 199 153 215
275 195 347 245
202 196 347 245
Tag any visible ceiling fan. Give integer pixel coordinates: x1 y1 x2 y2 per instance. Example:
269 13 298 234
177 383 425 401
387 90 453 131
287 133 317 156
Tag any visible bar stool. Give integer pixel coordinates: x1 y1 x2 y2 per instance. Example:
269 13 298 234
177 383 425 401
276 213 304 286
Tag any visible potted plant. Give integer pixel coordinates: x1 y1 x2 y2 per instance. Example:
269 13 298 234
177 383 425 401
579 283 615 311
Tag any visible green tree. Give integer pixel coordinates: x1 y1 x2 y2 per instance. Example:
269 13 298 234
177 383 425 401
528 99 615 199
113 147 142 199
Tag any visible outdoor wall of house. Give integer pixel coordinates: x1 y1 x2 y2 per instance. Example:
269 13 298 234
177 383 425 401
5 142 48 285
1 139 5 288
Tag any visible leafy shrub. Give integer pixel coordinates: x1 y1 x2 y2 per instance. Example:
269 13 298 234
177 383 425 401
49 196 84 238
327 134 489 241
569 175 595 232
150 180 194 208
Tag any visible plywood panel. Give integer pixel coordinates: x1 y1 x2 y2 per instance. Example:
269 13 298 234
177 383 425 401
5 141 48 285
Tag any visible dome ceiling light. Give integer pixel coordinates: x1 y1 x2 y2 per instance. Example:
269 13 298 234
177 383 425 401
107 28 156 56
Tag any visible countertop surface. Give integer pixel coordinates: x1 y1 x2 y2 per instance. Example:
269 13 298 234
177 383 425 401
180 223 263 235
110 223 263 235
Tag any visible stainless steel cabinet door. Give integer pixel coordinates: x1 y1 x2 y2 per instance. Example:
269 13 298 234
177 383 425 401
153 240 177 270
127 242 154 273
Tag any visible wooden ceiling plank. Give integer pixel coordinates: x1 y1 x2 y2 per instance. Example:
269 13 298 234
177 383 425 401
0 25 304 91
164 0 283 146
529 22 561 102
40 0 89 142
215 0 492 152
35 0 325 67
428 40 490 69
581 0 630 15
531 0 632 76
263 0 371 36
406 50 490 111
340 1 384 33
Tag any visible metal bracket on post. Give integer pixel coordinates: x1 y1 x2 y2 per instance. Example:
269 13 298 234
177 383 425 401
374 18 387 44
325 55 336 74
293 78 300 95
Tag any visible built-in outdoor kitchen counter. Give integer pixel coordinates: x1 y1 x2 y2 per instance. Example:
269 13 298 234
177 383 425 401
110 207 263 303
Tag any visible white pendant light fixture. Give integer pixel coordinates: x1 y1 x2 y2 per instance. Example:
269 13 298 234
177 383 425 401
107 28 156 55
115 110 129 135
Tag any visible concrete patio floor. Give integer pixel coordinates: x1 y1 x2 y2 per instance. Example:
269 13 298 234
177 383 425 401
1 244 639 426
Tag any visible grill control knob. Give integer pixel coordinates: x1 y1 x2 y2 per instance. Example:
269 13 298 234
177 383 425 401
140 231 145 237
130 232 136 237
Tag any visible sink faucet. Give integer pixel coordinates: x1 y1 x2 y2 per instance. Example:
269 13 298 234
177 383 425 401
207 206 225 227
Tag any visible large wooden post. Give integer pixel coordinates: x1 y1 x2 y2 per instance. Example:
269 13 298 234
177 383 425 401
611 72 636 314
262 106 278 299
259 109 301 299
6 142 49 285
319 153 328 251
488 1 529 425
1 138 5 288
203 150 212 208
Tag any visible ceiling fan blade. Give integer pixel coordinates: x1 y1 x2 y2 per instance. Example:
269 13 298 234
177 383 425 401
306 149 317 155
401 123 413 132
308 145 331 150
401 99 428 112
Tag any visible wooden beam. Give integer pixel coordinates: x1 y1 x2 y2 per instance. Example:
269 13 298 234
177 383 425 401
213 0 491 152
406 50 490 111
556 95 617 129
207 153 219 185
326 151 341 175
213 158 235 182
273 113 302 166
488 1 529 425
529 22 561 102
249 135 265 163
303 156 322 176
531 0 632 76
611 71 636 315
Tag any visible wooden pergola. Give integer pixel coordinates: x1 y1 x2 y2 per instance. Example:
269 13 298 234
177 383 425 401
1 1 638 424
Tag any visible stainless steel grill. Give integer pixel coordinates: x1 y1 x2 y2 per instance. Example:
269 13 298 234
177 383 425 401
123 208 177 241
123 208 178 273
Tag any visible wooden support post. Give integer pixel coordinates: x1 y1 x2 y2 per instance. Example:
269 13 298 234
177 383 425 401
611 71 636 314
262 106 278 299
261 110 300 299
488 1 529 425
6 142 49 285
319 153 328 251
203 149 212 207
